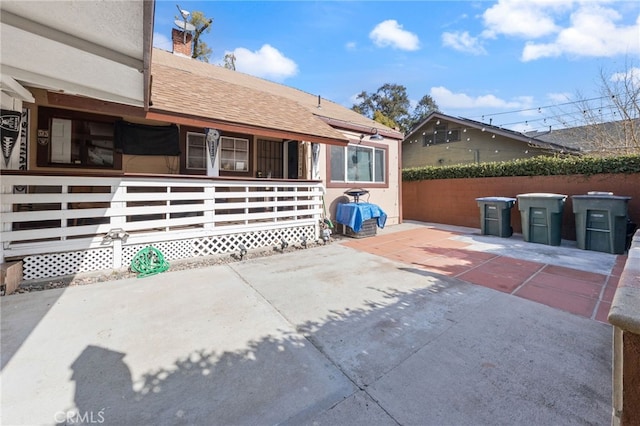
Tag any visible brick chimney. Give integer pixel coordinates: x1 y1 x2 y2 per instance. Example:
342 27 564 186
172 28 193 57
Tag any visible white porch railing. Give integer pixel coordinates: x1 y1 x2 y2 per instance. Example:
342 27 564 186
0 173 324 280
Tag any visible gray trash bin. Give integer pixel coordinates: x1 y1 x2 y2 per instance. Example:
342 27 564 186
517 193 567 246
572 193 631 254
476 197 516 238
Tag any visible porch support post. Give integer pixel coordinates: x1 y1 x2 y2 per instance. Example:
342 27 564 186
0 180 11 264
110 184 126 270
113 239 123 269
206 128 220 177
204 185 215 230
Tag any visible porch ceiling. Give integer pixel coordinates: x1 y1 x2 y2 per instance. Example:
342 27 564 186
0 1 152 107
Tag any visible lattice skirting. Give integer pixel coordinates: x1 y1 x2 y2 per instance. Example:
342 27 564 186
22 225 316 281
22 248 113 281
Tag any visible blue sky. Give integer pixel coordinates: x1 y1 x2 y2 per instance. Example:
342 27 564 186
153 1 640 133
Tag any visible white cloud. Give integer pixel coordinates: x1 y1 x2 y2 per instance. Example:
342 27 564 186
522 6 640 61
611 66 640 89
547 92 572 103
153 32 172 51
441 31 487 55
481 0 570 39
369 20 420 51
231 44 298 81
429 86 526 109
345 41 357 51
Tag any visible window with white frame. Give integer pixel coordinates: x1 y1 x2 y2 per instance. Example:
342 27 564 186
186 132 206 170
330 144 385 183
220 136 249 172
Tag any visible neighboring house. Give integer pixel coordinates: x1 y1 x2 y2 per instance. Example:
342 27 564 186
525 119 640 156
0 0 403 282
402 112 577 168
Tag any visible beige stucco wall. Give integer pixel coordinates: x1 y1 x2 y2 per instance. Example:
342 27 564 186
319 130 401 227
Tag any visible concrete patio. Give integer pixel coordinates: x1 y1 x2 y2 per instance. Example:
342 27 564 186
1 222 615 425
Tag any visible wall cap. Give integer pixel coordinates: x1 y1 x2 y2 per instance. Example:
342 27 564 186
609 231 640 333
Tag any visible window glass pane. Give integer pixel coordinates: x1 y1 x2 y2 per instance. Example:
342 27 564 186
434 124 447 144
347 146 372 182
330 145 345 181
87 144 113 166
187 133 206 169
50 118 114 167
374 148 385 182
346 146 357 181
220 137 249 172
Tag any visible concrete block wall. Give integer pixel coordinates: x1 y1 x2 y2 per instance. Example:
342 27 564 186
402 173 640 241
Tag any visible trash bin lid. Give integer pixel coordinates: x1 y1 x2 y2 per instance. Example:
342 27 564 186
475 197 517 202
517 193 567 199
573 194 631 201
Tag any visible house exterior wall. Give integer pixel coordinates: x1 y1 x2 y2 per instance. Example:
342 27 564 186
321 131 401 227
21 89 403 227
403 173 640 241
24 88 179 175
402 127 552 168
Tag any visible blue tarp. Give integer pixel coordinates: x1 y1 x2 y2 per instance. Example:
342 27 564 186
336 202 387 233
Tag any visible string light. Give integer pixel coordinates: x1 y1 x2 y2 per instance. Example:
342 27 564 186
470 95 613 119
468 94 629 133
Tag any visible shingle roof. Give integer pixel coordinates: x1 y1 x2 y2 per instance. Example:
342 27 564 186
150 49 402 143
525 119 640 153
405 112 581 153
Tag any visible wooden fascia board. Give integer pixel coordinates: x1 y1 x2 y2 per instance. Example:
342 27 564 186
46 92 146 118
145 111 349 146
317 116 403 140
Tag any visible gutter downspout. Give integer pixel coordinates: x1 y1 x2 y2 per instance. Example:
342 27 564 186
142 0 155 111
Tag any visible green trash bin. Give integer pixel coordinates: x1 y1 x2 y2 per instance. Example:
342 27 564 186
517 193 567 246
476 197 516 237
572 193 631 254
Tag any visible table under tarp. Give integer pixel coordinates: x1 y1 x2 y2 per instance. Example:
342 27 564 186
336 202 387 233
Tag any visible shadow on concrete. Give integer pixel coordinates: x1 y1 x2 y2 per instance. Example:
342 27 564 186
1 287 66 371
59 279 611 426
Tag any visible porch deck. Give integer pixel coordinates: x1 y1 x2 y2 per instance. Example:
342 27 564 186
1 171 325 281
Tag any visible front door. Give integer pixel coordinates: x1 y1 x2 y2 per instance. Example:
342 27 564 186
256 139 283 178
287 141 299 179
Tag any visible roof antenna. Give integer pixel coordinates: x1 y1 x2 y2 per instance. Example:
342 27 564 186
175 5 195 44
317 95 321 109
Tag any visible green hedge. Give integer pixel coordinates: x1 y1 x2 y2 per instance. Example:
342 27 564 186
402 154 640 181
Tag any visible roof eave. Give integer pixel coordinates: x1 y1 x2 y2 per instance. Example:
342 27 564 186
145 110 349 146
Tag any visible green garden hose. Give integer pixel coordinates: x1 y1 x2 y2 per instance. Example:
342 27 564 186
130 246 169 278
